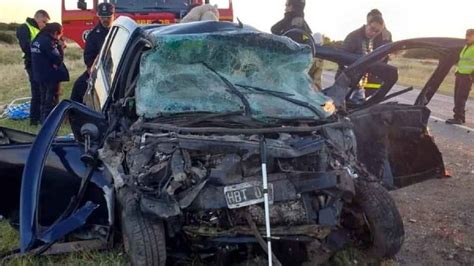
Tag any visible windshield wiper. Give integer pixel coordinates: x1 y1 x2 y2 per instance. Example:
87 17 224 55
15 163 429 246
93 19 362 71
235 84 322 117
202 63 252 116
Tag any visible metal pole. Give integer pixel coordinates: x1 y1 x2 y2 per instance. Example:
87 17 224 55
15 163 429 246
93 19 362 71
260 136 272 266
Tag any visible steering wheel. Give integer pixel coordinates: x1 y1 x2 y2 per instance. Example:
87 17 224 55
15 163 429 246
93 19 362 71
281 28 317 57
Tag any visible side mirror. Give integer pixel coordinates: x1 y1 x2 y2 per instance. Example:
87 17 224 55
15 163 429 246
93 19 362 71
77 0 88 10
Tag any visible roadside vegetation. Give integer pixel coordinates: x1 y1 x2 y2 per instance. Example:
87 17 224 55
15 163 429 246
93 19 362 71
0 43 83 134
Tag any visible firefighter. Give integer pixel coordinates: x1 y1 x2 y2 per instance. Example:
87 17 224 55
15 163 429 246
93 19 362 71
16 10 50 126
446 29 474 125
271 0 312 44
31 23 69 123
70 2 115 103
337 15 386 102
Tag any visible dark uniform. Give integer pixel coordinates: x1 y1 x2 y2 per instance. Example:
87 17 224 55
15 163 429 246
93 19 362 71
271 0 312 45
337 25 392 99
71 2 114 104
271 11 312 44
70 23 109 103
16 18 41 124
31 32 69 122
340 25 391 55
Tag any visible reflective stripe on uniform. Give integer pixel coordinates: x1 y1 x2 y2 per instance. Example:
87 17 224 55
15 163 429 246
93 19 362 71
364 83 382 89
25 22 40 41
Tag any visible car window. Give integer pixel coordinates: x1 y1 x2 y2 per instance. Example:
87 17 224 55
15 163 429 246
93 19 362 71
90 68 109 109
101 26 130 86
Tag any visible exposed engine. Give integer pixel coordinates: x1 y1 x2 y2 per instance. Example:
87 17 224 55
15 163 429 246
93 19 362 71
100 123 363 240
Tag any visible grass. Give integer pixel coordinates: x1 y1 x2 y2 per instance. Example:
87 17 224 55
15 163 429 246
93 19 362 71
0 220 127 265
0 222 126 265
389 56 474 99
0 31 16 45
0 43 83 134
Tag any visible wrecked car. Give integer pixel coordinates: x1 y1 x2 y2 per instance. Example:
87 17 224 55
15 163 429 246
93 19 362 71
0 17 464 265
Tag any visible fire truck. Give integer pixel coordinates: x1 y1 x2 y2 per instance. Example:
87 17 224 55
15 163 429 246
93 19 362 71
62 0 234 48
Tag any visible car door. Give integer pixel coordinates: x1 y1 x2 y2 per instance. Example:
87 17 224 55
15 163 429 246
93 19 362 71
317 38 464 189
84 19 135 112
19 16 140 254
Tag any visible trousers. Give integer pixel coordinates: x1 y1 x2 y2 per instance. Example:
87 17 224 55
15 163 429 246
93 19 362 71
453 73 473 122
39 81 59 123
25 67 41 123
70 71 90 104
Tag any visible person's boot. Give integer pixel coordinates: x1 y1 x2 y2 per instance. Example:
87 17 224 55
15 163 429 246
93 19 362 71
445 118 464 125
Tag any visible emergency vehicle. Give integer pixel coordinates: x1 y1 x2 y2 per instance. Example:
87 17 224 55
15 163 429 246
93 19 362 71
62 0 234 48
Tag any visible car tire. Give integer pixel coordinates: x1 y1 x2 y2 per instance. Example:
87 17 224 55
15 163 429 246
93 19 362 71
119 188 166 266
353 180 404 258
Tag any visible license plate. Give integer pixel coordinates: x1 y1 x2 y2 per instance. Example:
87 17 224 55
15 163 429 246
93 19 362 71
224 181 274 209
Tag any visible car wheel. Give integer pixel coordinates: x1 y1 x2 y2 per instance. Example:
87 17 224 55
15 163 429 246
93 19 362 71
119 188 166 266
353 180 404 258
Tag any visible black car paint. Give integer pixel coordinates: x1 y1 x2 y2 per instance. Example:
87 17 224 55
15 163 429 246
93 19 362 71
0 127 110 227
0 20 462 257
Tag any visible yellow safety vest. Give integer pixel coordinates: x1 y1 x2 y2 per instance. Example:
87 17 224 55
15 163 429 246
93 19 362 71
457 44 474 75
25 21 40 41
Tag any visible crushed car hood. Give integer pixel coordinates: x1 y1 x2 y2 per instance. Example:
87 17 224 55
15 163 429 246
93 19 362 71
136 29 335 121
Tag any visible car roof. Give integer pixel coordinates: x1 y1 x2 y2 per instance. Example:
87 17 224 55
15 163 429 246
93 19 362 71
112 16 257 39
142 21 256 36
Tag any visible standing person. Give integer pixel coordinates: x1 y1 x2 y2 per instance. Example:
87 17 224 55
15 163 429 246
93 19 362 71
367 9 392 47
31 23 69 123
337 15 385 102
16 10 50 126
53 37 68 106
308 32 325 90
70 3 115 104
271 0 312 44
446 29 474 125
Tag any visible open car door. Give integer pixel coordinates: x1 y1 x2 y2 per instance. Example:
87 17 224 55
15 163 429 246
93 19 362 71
316 38 465 188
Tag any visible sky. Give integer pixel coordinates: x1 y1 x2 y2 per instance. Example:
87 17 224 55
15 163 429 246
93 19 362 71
0 0 472 41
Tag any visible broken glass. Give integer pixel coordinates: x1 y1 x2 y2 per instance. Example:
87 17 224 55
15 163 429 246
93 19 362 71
136 30 334 121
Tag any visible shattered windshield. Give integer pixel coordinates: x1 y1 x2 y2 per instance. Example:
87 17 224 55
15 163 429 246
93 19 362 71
136 30 335 121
